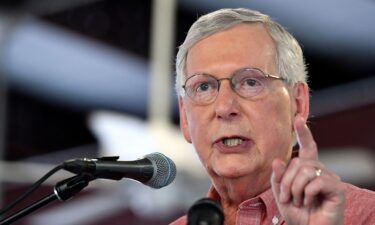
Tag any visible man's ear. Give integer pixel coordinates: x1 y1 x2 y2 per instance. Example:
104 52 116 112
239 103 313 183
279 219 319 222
179 96 192 143
292 81 310 122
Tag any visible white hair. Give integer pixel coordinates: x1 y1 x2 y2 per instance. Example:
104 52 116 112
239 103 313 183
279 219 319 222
175 8 308 96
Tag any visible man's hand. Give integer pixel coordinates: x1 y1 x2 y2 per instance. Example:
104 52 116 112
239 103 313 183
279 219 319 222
271 116 346 225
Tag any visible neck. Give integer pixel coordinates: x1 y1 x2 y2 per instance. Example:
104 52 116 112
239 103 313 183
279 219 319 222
212 169 272 204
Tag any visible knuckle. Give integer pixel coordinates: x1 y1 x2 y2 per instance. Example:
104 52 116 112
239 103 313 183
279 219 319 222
333 173 342 181
301 167 310 176
290 158 300 167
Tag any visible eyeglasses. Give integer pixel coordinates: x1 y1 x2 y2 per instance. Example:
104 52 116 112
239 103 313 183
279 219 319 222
182 67 283 105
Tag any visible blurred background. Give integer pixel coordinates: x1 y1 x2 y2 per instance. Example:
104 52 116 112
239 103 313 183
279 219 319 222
0 0 374 224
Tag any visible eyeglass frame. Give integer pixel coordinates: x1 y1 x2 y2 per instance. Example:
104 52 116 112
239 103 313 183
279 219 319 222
181 67 284 105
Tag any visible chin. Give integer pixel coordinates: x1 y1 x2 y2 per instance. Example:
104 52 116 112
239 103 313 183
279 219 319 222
212 164 252 179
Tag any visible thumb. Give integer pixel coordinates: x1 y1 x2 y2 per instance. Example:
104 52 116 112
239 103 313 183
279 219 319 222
271 159 287 204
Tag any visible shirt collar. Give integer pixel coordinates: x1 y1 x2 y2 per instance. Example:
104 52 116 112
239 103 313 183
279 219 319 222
206 185 284 224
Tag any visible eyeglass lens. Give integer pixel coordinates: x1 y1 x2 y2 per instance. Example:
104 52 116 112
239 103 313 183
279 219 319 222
184 68 272 104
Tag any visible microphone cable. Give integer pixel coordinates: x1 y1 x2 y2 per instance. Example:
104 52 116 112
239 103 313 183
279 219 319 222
0 164 63 216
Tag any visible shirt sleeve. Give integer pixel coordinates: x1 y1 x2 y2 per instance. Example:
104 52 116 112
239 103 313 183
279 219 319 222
343 183 375 225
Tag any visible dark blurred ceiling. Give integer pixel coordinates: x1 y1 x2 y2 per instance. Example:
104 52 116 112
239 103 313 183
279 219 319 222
41 0 375 90
2 0 375 89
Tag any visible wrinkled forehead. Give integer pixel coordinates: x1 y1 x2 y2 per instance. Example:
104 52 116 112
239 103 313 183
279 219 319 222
185 23 278 77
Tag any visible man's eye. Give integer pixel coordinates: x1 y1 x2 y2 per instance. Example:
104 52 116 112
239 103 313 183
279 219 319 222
244 78 260 87
196 82 211 92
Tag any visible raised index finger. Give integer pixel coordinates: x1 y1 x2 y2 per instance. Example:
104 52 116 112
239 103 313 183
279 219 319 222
295 115 318 160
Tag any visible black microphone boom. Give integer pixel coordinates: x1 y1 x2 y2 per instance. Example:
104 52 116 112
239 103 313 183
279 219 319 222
62 152 176 189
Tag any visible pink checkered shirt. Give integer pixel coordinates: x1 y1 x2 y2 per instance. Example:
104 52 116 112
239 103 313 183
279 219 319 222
169 183 375 225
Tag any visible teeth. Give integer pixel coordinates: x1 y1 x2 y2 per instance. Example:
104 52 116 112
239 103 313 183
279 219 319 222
222 138 243 146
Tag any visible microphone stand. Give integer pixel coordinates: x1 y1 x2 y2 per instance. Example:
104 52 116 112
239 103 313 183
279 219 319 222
0 174 94 225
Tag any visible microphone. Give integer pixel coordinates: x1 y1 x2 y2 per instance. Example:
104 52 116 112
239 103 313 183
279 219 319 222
62 152 176 189
187 198 224 225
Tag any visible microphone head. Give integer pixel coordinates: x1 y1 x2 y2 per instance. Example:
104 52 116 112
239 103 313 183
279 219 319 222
188 198 224 225
144 152 176 189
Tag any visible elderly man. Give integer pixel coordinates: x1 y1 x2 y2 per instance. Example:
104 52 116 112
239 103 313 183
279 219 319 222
170 8 375 225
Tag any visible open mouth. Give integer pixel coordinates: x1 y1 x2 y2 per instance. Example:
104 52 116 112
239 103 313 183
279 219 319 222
222 137 244 147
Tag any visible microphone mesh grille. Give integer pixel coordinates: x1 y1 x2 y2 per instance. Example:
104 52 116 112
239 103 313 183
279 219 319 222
144 153 176 188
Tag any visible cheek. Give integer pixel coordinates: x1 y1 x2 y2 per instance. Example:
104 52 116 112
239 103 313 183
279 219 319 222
268 88 294 127
186 109 208 144
185 108 213 162
254 90 294 158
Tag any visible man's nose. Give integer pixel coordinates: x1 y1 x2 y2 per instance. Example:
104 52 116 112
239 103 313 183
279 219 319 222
214 81 240 120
